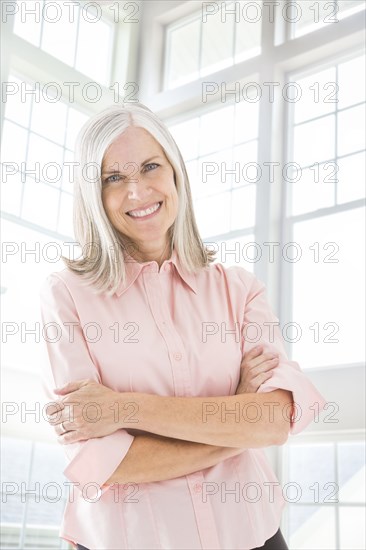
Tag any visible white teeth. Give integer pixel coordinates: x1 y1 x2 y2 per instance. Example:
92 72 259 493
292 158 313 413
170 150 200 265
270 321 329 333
128 202 161 218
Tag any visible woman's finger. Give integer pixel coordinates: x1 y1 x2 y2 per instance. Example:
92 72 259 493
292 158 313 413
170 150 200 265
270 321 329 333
242 345 264 361
242 352 279 371
250 370 274 391
53 378 92 395
247 357 279 377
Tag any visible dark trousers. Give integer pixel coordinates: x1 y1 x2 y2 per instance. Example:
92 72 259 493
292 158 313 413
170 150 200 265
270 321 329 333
252 528 289 549
76 527 288 550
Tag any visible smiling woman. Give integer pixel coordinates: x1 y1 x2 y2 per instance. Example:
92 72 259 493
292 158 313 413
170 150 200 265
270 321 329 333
58 102 212 295
39 102 327 550
100 126 179 265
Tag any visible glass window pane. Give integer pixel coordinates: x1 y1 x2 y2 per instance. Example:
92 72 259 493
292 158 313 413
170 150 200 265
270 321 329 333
65 107 89 150
199 148 233 196
1 171 23 217
0 437 32 543
13 0 42 46
26 442 67 525
230 185 256 230
337 1 365 19
75 9 113 86
293 115 335 167
57 192 73 236
1 220 67 374
337 104 366 157
1 437 32 487
30 97 68 145
41 0 78 66
292 1 337 39
21 179 60 230
232 141 258 187
338 441 366 503
201 6 233 76
292 207 365 368
291 1 365 38
234 1 262 63
1 120 29 167
288 504 336 549
234 101 259 144
338 54 366 110
288 443 335 503
199 106 234 156
337 152 366 204
167 19 200 89
27 134 64 187
23 523 61 548
339 506 366 549
288 162 336 216
61 149 75 194
169 117 200 161
195 191 231 237
294 67 337 124
3 75 32 128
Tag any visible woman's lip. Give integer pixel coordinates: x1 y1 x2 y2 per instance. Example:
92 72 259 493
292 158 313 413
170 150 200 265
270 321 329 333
126 201 161 215
126 201 163 220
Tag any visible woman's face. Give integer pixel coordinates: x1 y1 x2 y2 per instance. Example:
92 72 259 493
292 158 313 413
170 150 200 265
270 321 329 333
101 126 179 257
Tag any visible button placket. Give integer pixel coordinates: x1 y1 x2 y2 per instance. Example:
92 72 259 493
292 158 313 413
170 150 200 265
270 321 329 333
142 271 186 396
187 472 221 548
153 271 193 394
142 268 221 548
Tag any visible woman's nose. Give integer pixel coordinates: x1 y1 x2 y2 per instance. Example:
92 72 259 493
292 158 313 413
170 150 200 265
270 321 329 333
126 177 152 201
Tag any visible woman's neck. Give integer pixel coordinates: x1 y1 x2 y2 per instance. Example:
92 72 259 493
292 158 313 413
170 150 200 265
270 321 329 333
125 240 172 267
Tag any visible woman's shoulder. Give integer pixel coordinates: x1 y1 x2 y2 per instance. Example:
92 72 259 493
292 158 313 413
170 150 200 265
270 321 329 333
203 260 257 291
204 261 255 284
39 266 94 298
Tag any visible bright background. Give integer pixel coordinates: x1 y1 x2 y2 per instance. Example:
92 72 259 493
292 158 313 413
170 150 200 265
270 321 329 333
1 1 365 548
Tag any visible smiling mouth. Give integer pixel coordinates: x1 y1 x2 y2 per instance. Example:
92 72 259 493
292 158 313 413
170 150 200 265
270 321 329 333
126 201 163 219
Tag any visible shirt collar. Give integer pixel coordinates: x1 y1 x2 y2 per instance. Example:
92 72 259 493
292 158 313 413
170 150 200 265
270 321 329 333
115 247 198 297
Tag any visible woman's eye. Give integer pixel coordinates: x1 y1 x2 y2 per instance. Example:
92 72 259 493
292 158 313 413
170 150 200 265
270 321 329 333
104 174 122 184
144 163 159 172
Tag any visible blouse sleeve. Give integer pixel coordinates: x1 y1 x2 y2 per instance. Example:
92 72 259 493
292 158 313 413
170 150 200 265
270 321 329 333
238 268 328 435
39 272 135 499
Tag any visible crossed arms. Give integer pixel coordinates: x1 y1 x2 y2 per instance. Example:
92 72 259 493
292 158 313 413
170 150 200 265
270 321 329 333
47 347 293 485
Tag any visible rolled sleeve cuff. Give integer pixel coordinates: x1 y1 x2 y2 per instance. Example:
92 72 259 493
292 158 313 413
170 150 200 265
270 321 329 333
63 430 135 499
257 360 328 435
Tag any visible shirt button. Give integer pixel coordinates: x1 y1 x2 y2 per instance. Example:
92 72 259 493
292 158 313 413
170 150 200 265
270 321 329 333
193 483 202 492
173 352 182 361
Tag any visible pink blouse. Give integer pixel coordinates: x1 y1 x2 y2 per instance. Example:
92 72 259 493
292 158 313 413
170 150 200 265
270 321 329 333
39 247 327 550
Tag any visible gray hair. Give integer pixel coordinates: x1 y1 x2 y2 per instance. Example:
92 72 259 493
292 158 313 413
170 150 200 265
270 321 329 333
62 102 216 296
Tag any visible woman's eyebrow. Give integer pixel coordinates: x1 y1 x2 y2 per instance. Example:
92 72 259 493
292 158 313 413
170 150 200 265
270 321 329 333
102 156 163 175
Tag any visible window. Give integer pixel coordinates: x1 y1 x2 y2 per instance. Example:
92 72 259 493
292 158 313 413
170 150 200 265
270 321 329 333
13 0 114 86
291 1 365 39
169 96 259 269
2 73 89 235
164 0 262 89
282 436 366 549
284 52 365 370
1 437 70 549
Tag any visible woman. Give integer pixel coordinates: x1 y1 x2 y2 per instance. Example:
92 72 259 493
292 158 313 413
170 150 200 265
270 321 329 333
40 103 327 550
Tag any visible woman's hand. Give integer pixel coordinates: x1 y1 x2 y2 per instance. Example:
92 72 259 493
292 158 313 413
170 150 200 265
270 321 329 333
45 379 136 444
235 345 279 394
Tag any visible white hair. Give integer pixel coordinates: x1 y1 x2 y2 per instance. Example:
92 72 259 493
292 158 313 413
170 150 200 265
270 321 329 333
62 102 216 296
